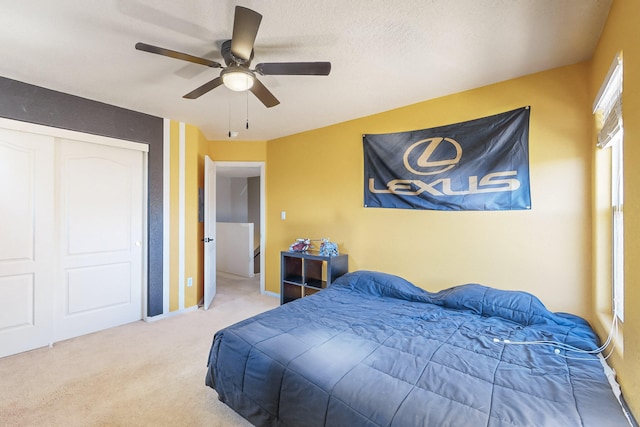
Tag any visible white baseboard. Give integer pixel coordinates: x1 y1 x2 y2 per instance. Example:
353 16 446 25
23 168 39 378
262 290 279 299
144 305 199 322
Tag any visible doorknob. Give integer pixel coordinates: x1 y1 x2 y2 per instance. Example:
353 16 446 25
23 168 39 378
202 237 214 243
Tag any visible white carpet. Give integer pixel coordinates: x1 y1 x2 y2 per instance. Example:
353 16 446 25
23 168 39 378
0 273 278 427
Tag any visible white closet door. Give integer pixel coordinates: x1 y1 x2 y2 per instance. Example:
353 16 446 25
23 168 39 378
54 138 144 342
0 128 54 358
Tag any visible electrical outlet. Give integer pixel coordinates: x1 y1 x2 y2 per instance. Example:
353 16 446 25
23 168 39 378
187 277 193 287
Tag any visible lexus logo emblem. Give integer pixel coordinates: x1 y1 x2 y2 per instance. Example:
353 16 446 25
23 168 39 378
402 137 462 176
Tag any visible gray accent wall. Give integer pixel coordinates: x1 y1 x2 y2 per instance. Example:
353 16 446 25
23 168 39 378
0 76 165 316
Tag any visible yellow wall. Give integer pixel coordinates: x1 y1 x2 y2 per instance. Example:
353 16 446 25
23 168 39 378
168 121 207 311
266 63 593 318
590 0 640 416
207 139 267 162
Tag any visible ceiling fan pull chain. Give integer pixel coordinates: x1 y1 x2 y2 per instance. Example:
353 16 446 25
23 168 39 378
228 96 232 138
246 90 250 130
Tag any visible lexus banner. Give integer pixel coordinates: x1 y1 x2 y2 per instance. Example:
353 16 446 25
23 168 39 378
363 107 531 211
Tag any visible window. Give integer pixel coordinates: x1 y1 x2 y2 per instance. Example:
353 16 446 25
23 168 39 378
593 53 624 321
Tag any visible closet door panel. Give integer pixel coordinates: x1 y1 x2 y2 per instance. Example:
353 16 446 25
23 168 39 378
0 128 54 358
54 138 144 342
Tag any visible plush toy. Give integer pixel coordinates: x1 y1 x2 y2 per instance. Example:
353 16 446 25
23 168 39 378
289 238 312 252
319 238 339 257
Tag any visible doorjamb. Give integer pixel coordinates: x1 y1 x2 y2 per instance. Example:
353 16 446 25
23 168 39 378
213 161 266 294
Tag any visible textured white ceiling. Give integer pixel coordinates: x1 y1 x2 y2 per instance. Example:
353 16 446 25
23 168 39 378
0 0 611 141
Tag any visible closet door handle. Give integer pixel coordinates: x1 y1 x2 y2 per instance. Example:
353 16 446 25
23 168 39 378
202 237 214 243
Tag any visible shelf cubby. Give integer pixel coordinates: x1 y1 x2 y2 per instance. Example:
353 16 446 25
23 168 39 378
280 251 348 305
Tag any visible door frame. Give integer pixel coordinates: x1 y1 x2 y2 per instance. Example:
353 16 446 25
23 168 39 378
212 161 266 294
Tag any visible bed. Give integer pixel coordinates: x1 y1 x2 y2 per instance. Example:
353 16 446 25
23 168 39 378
205 270 631 426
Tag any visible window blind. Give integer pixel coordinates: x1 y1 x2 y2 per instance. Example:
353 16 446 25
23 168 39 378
593 54 623 149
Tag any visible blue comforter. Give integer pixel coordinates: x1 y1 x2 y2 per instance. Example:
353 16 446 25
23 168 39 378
206 271 629 426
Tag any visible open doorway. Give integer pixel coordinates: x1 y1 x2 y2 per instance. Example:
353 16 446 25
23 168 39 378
214 162 265 294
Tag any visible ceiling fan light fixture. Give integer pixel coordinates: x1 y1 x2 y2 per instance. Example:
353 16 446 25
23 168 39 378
135 6 329 107
221 67 255 91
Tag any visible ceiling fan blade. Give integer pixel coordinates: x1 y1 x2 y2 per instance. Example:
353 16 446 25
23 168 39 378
183 77 224 99
136 42 222 68
249 78 280 108
230 6 262 62
255 62 332 76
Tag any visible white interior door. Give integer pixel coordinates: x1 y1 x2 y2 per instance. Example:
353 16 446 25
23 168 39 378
203 156 217 310
54 138 144 341
0 128 54 358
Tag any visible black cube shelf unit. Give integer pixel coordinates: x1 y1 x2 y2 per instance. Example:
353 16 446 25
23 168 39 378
280 251 348 304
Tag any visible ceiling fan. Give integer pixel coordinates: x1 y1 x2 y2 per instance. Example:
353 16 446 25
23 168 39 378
135 5 331 108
